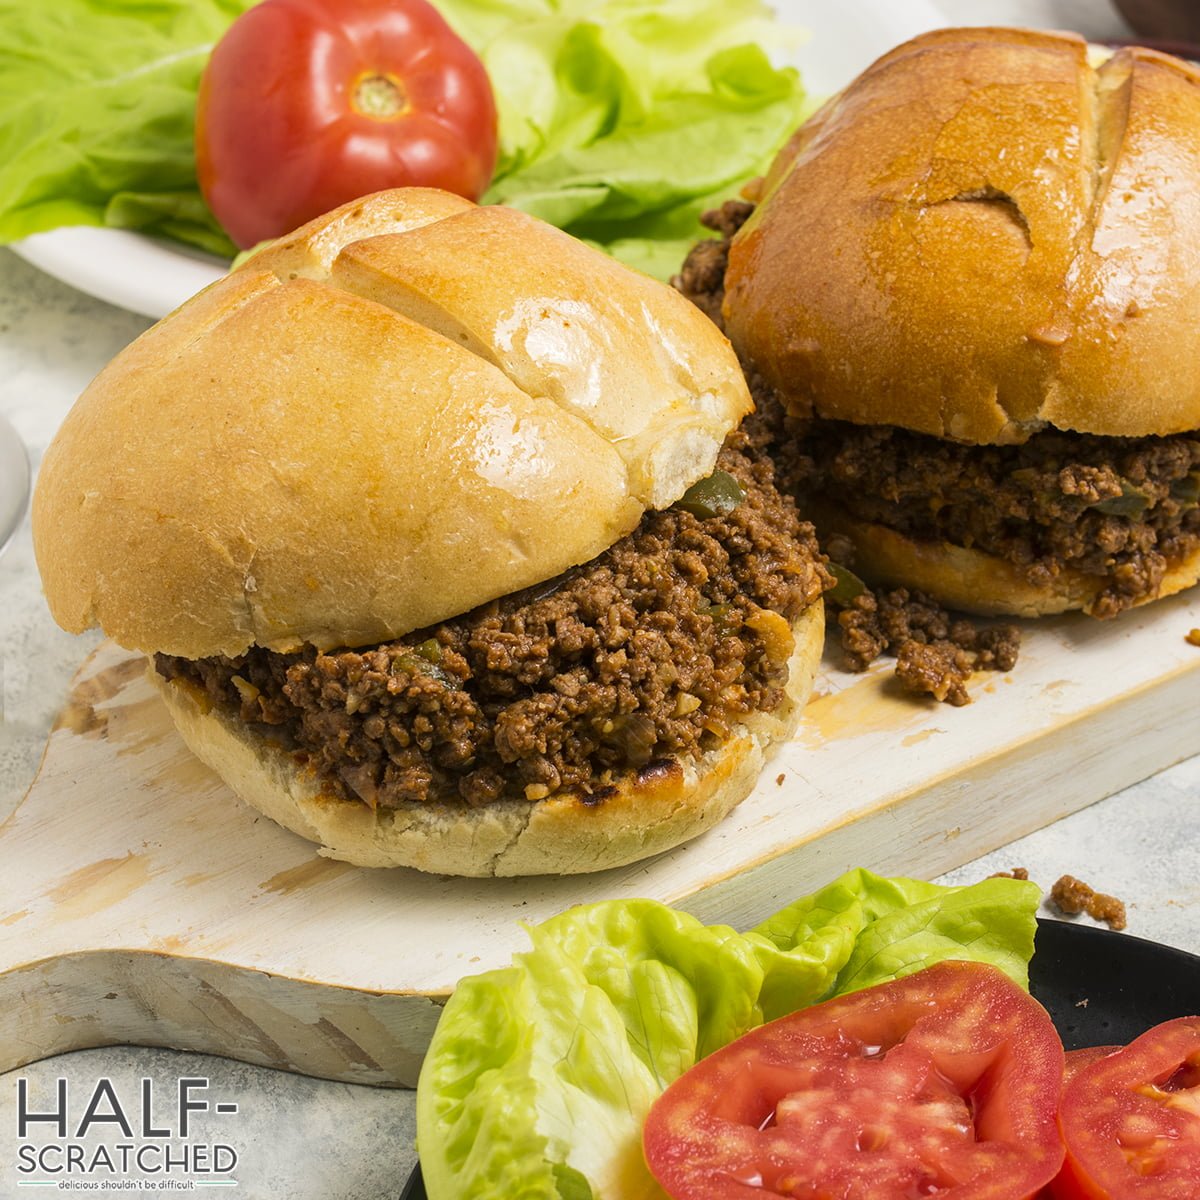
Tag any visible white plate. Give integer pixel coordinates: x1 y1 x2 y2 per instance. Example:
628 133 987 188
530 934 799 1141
7 0 945 320
11 226 227 321
784 0 942 96
0 412 30 557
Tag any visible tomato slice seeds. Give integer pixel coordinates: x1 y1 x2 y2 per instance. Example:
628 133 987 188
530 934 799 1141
644 961 1065 1199
1052 1017 1200 1199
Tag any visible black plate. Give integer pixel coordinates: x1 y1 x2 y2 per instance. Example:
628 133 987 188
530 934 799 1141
399 919 1200 1199
1029 917 1200 1047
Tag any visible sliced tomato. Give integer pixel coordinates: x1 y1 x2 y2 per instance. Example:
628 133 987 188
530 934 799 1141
643 960 1065 1199
1051 1017 1200 1200
1033 1049 1122 1200
1064 1047 1121 1084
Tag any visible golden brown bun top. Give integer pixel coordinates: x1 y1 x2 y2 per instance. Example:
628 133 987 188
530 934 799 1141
34 191 750 658
725 27 1200 444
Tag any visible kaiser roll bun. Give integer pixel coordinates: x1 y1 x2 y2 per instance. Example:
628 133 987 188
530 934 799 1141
808 501 1200 618
725 27 1200 444
34 190 751 659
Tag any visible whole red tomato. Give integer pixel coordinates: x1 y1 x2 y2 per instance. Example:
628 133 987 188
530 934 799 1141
196 0 498 249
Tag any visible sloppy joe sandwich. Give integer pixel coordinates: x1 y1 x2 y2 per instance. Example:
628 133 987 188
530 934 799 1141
692 28 1200 620
33 188 831 876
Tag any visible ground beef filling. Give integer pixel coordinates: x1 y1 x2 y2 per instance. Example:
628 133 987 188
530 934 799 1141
794 419 1200 620
678 200 1200 622
672 198 753 331
155 441 831 810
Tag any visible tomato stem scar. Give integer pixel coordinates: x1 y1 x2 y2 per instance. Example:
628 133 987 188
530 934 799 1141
353 73 409 119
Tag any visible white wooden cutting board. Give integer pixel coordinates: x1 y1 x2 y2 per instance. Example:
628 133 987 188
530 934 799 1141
2 592 1198 1086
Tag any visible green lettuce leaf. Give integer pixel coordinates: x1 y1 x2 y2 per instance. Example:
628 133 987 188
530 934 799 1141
416 870 1041 1199
748 868 1041 1021
461 4 807 275
0 0 251 257
0 0 805 279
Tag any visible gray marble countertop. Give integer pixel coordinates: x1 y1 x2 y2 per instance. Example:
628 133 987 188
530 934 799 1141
2 2 1197 1197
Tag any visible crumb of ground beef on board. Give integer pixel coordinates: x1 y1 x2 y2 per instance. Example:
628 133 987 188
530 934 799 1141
1050 874 1127 931
836 587 1020 706
989 868 1030 880
1188 628 1200 646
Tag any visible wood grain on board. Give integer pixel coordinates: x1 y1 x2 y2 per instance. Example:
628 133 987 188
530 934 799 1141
2 590 1198 1086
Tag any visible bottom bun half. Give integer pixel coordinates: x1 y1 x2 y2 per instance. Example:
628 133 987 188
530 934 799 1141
813 506 1200 619
151 601 824 877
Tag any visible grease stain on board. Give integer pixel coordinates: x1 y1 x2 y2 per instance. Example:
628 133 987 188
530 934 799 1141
258 858 356 896
55 701 108 739
48 853 152 922
798 672 926 748
53 657 148 740
901 728 945 748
